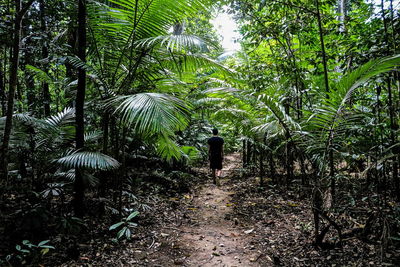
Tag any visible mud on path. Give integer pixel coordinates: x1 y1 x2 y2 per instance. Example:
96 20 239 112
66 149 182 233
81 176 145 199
170 154 263 267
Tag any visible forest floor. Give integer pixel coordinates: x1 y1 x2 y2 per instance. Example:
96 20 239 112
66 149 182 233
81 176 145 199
159 154 263 266
56 153 399 267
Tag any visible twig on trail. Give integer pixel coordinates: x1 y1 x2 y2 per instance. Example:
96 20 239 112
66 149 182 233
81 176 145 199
254 253 264 262
206 255 214 263
163 226 185 232
148 236 155 249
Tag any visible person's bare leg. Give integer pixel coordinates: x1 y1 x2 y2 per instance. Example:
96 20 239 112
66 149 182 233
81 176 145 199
215 169 221 185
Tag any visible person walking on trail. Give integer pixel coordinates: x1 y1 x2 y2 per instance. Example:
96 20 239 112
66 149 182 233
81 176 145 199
208 128 224 185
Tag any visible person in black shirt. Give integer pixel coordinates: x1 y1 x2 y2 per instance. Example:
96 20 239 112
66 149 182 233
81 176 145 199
207 128 224 185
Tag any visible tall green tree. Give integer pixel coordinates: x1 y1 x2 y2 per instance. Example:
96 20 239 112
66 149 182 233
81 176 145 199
0 0 34 180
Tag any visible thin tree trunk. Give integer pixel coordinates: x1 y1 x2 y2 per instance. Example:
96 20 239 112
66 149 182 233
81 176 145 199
300 154 307 185
29 126 36 189
24 71 35 112
375 84 389 209
102 112 109 154
329 147 335 204
337 0 348 32
269 152 275 182
73 0 86 217
247 141 252 166
284 100 293 187
118 127 127 216
315 0 330 93
23 36 35 113
286 135 293 188
259 146 264 186
0 61 5 116
0 0 34 180
381 0 399 200
98 112 110 198
243 139 247 167
40 0 50 117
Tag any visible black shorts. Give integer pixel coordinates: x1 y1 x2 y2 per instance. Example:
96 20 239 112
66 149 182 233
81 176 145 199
210 155 222 170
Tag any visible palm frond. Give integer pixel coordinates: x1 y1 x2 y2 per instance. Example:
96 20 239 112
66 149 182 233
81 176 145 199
155 135 182 161
213 108 251 121
193 97 224 106
45 107 75 128
105 0 208 41
84 130 102 143
12 113 41 128
202 87 240 94
135 34 213 52
26 65 54 85
305 55 400 173
258 95 300 136
66 56 109 90
54 169 76 180
334 55 400 108
57 151 120 170
181 146 200 161
109 93 190 135
252 120 285 138
317 55 400 142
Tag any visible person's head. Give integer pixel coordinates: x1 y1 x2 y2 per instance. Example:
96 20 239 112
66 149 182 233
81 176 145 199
212 128 218 135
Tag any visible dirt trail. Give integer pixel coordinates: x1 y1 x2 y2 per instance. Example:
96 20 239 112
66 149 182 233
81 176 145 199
176 154 262 267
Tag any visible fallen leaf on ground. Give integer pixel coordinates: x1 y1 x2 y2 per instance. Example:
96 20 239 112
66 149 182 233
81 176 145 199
244 229 254 234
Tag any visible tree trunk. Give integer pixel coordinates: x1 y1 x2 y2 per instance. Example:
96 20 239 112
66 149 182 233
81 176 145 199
98 112 110 197
23 36 35 113
286 136 293 188
40 0 51 117
0 60 5 116
337 0 348 32
247 141 252 166
375 86 384 198
315 0 330 93
0 0 34 180
284 100 293 187
380 0 399 200
102 112 109 154
329 147 335 204
243 139 247 167
259 146 264 186
269 152 275 182
73 0 86 217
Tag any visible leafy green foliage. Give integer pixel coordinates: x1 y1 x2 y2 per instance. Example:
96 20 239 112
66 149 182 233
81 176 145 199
57 216 85 235
306 55 400 175
57 151 121 170
109 93 190 135
109 211 139 240
14 240 55 264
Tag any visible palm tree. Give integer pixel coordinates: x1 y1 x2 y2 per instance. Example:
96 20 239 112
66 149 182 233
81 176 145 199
78 0 227 161
303 55 400 245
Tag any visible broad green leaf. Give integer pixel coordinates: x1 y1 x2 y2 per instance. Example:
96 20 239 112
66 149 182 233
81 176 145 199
126 211 139 221
109 222 124 230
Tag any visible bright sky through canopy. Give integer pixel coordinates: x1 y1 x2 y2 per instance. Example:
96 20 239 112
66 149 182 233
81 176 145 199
212 9 241 52
212 1 399 53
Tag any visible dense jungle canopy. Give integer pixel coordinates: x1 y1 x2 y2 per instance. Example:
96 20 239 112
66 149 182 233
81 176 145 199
0 0 400 266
